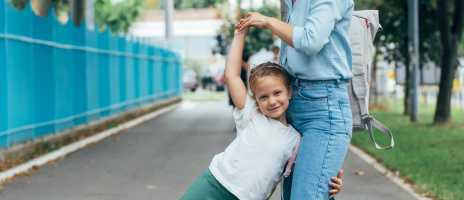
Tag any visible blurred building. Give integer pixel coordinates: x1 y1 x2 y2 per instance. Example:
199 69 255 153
394 58 464 109
130 8 223 60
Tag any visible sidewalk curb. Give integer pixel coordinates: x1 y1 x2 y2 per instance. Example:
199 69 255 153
348 144 433 200
0 102 182 183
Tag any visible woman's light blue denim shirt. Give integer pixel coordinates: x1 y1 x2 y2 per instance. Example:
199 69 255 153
279 0 354 81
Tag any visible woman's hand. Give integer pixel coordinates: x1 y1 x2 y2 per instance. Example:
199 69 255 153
237 12 270 31
234 20 249 36
236 12 295 48
329 170 343 199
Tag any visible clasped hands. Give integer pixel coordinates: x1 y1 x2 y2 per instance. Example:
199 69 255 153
234 12 270 33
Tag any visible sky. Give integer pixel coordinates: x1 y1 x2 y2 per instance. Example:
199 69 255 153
229 0 281 9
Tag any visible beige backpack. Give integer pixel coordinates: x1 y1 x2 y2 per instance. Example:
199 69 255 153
348 10 394 149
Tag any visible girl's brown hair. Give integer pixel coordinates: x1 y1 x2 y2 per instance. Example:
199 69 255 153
248 62 291 98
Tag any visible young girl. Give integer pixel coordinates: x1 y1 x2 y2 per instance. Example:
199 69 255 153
180 25 343 200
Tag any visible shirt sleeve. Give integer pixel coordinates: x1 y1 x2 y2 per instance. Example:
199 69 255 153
233 93 258 136
292 0 353 56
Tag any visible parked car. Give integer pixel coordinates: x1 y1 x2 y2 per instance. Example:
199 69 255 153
201 68 224 91
214 72 225 91
183 68 198 92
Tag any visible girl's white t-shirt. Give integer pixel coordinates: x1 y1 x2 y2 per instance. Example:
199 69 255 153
209 94 300 200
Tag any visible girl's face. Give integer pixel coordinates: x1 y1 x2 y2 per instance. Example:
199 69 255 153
254 76 292 123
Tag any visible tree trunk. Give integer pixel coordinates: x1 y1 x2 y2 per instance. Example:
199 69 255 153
403 37 411 115
404 67 411 115
433 0 464 124
434 50 458 123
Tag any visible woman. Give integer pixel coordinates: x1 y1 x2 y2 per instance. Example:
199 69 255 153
236 0 354 199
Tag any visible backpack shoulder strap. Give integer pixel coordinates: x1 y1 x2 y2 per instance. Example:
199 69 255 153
282 135 301 179
359 98 395 149
278 133 301 199
238 109 261 136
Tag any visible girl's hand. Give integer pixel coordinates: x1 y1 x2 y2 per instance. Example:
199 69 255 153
329 170 343 199
237 12 270 31
234 20 249 36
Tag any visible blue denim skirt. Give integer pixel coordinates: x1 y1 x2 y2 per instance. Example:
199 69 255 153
283 79 352 200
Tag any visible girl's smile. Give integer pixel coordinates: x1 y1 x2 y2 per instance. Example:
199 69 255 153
268 105 281 112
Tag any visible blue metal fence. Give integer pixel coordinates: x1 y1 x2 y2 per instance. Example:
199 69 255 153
0 1 183 149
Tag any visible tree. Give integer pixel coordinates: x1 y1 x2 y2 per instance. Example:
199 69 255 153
354 0 441 116
94 0 146 33
434 0 464 123
177 0 225 9
151 0 225 10
220 0 280 56
8 0 145 33
51 0 70 14
8 0 27 10
8 0 69 12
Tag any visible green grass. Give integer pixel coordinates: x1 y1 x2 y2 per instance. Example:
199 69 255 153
183 91 228 102
351 102 464 200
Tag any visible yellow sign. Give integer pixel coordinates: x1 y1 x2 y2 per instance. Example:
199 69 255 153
388 71 395 80
453 79 462 92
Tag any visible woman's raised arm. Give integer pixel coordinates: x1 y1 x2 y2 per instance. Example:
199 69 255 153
238 13 295 49
224 27 249 110
237 0 351 56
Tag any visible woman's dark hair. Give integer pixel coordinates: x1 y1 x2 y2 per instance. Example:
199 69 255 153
242 54 250 63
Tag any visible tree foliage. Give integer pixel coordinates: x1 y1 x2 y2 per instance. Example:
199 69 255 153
355 0 464 123
94 0 146 33
221 1 280 56
8 0 145 33
177 0 225 9
8 0 27 10
51 0 69 14
151 0 225 10
354 0 442 116
354 0 441 67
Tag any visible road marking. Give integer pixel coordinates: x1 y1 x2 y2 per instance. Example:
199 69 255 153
0 103 182 183
179 101 198 111
348 144 433 200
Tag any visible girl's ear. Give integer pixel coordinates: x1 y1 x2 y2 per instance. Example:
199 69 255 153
287 85 293 99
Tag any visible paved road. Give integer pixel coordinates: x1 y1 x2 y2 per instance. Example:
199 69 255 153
0 101 416 200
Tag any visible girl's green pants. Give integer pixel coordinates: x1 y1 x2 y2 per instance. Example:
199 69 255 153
180 168 239 200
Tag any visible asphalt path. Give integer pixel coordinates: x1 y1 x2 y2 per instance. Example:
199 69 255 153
0 101 416 200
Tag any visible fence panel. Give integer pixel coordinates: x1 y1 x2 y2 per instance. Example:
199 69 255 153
32 7 54 138
54 17 75 132
6 2 35 145
72 19 87 126
0 1 182 149
0 0 6 147
109 32 121 116
85 22 100 123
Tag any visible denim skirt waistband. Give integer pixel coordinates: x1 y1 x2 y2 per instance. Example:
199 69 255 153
289 77 351 87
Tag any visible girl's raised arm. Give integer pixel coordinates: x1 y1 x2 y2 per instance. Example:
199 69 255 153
224 26 249 110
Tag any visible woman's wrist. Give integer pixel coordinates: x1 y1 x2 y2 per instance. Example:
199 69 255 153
266 17 279 30
266 17 295 48
264 16 272 28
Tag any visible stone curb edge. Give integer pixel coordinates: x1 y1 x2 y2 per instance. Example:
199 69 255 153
348 144 433 200
0 102 182 183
